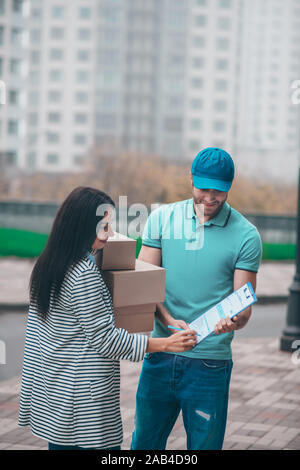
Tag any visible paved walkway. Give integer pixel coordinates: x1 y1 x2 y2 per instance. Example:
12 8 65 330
0 258 296 306
0 258 299 450
0 337 299 450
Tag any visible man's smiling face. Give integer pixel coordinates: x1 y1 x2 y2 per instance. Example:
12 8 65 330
190 171 228 220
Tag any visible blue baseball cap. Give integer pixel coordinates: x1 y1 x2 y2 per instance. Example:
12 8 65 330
191 147 235 192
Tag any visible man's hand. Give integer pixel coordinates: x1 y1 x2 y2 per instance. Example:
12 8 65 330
214 315 239 335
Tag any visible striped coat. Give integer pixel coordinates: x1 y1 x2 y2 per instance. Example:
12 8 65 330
18 255 148 449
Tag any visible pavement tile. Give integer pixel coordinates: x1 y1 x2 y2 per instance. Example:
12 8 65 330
0 337 299 451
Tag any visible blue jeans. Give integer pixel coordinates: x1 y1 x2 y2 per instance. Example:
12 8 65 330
131 352 233 450
48 443 121 450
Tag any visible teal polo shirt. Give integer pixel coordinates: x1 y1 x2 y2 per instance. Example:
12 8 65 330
142 199 262 360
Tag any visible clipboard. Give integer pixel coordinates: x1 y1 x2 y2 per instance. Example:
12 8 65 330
189 282 257 344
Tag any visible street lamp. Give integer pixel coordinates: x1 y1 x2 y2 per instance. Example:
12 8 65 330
280 166 300 352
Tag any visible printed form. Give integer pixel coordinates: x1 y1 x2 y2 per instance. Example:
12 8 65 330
190 282 257 344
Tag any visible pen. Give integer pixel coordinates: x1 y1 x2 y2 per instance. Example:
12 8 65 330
168 325 201 337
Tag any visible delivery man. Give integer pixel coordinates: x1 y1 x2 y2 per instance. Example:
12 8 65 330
131 147 262 450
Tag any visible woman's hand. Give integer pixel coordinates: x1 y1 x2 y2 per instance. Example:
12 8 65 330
164 329 197 352
168 319 190 333
147 330 197 353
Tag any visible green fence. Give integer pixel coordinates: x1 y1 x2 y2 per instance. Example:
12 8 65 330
0 227 296 261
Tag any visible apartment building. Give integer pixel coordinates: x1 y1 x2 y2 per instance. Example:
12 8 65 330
0 0 299 180
25 0 96 172
0 0 29 172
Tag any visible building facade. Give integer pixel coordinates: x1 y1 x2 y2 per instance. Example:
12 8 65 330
0 0 299 181
0 0 29 173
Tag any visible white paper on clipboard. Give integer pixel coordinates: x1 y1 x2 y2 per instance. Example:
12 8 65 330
189 282 257 344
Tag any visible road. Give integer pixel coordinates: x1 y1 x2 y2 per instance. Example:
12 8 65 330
0 303 288 381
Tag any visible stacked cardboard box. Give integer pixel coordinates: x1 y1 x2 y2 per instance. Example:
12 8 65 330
95 233 165 333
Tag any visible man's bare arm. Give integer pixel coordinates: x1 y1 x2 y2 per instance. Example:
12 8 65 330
214 269 257 335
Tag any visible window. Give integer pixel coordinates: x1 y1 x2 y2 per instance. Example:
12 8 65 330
47 132 60 143
78 28 91 41
74 134 87 145
31 7 42 19
96 114 116 129
191 77 204 88
75 91 88 103
6 151 17 165
27 134 37 145
164 118 183 132
50 27 64 39
195 15 206 27
10 59 21 75
52 6 64 18
48 112 61 123
213 120 226 132
76 70 89 83
27 152 36 168
9 90 19 104
216 58 229 70
8 120 18 135
77 50 90 62
50 48 64 61
48 90 62 103
11 27 22 45
12 0 23 13
218 17 231 30
30 29 41 43
189 140 201 151
215 79 228 90
97 50 119 66
28 112 38 126
193 56 205 68
194 36 205 48
49 69 63 81
74 113 88 124
216 37 230 50
195 0 206 5
99 6 120 23
190 98 203 109
79 7 91 19
190 119 202 130
29 70 40 84
0 0 5 15
30 50 40 65
219 0 231 7
0 57 3 76
214 99 227 111
47 153 59 164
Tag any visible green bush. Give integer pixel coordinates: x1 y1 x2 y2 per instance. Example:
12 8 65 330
261 242 296 261
0 228 297 261
0 228 48 258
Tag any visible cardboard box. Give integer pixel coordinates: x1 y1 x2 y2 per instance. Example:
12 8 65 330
114 303 156 332
101 259 165 308
95 232 136 270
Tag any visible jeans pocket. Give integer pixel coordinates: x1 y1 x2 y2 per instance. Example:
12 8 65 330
201 359 228 369
144 352 160 362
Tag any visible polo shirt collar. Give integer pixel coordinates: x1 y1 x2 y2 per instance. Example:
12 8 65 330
186 199 231 227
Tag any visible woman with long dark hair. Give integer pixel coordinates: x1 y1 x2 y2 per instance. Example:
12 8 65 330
18 187 196 450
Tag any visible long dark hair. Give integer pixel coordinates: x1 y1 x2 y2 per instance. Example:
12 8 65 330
30 187 115 319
